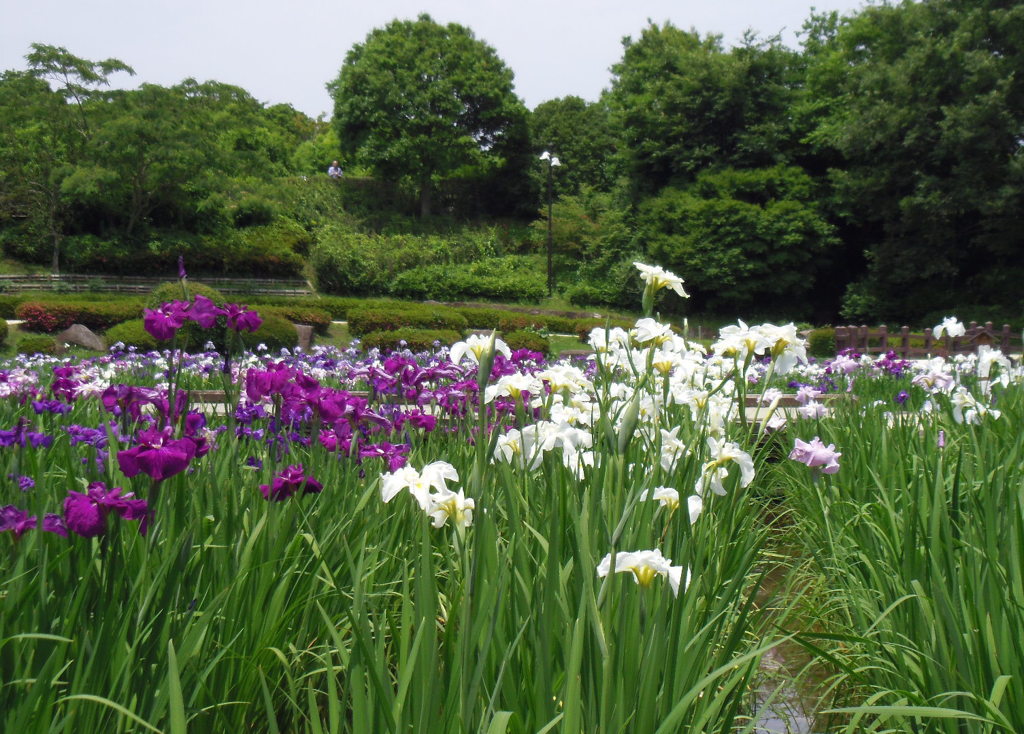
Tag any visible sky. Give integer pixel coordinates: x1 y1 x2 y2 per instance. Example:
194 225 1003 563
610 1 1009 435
2 0 869 119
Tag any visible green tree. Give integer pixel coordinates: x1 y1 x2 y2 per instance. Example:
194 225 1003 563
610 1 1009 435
0 44 133 273
808 0 1024 320
638 166 838 316
607 23 802 198
530 96 616 195
329 14 530 217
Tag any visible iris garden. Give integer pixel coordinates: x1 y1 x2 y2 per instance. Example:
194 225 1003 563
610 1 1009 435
1 266 1021 733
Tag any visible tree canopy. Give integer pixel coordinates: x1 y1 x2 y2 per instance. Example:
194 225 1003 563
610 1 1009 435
329 14 531 217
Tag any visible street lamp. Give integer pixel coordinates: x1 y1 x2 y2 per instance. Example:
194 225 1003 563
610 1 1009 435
539 151 561 297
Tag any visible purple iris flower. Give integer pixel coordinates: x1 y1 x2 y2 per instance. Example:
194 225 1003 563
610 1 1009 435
143 302 188 341
63 482 149 538
1 505 66 538
178 255 188 281
186 294 225 329
259 464 323 501
117 427 198 481
895 390 910 405
224 303 263 333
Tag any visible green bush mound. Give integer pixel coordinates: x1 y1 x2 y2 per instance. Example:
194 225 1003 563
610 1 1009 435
17 335 59 355
105 319 159 351
106 314 298 353
359 327 462 353
253 305 332 335
502 329 550 355
15 299 146 333
807 328 836 358
389 256 546 303
147 281 227 308
347 303 468 337
453 305 583 335
0 295 28 319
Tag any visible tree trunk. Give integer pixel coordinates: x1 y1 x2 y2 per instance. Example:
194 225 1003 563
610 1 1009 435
419 181 432 218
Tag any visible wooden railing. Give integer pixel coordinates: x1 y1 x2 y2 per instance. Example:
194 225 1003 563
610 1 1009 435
0 274 312 297
834 322 1021 357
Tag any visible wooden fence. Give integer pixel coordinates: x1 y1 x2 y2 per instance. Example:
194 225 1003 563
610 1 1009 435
834 322 1022 357
0 274 312 297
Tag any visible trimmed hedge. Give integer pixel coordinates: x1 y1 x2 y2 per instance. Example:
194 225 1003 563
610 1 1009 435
147 282 227 308
17 335 59 355
16 299 146 333
453 306 581 335
359 328 462 353
105 319 159 351
347 304 468 337
502 329 550 355
807 328 836 358
258 305 332 336
389 256 546 303
0 295 28 319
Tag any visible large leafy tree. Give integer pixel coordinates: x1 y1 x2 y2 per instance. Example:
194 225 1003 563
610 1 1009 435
529 96 617 195
808 0 1024 320
607 23 802 198
329 14 530 217
0 44 133 272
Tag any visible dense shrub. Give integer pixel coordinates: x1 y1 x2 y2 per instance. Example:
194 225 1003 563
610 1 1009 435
17 335 59 355
347 304 468 337
807 328 836 358
0 295 27 319
237 313 299 353
147 282 227 308
309 226 498 296
105 313 298 353
15 299 145 333
389 256 546 303
502 329 550 355
220 220 307 276
259 305 332 335
105 319 159 351
359 328 462 353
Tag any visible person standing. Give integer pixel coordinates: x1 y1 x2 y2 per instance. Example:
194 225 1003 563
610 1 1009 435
327 160 343 179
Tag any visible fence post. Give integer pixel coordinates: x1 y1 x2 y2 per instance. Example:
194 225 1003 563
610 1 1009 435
900 326 910 357
879 324 888 352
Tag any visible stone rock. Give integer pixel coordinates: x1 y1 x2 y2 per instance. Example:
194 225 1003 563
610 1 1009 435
57 323 105 351
294 324 313 350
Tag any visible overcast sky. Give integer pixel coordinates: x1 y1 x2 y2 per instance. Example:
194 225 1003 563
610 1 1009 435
2 0 869 118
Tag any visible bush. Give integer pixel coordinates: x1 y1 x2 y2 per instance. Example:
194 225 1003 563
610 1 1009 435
259 305 332 335
15 299 145 333
0 318 7 345
359 328 462 353
0 295 27 319
389 256 546 303
502 329 550 355
17 335 59 355
347 304 468 337
105 319 159 351
147 281 227 308
309 226 498 296
237 313 299 353
807 328 836 358
105 313 298 354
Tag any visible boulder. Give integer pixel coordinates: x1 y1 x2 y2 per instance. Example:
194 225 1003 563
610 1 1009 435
57 323 105 351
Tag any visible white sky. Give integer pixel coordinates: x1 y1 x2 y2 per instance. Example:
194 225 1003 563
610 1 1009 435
1 0 869 119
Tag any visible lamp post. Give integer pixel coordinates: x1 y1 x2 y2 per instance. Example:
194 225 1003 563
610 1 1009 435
539 151 560 297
